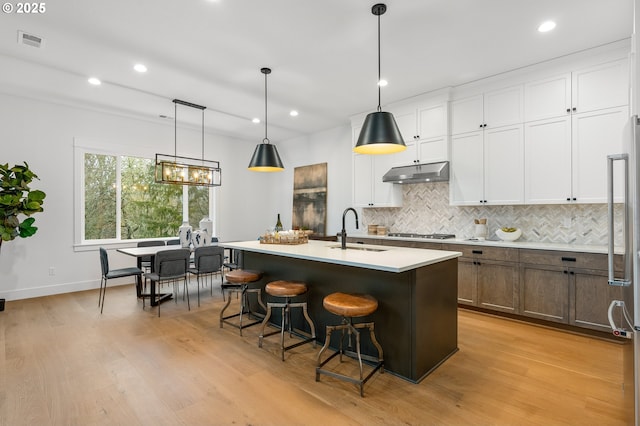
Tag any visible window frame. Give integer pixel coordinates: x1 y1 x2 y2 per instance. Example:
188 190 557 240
73 139 215 251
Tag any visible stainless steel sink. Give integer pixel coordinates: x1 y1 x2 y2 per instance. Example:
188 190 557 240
329 245 387 252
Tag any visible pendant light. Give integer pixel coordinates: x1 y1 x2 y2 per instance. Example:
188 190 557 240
354 3 406 155
248 67 284 172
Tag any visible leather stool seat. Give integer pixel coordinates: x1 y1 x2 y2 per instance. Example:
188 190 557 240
259 280 316 361
323 292 378 318
225 269 262 284
265 280 308 297
316 291 384 397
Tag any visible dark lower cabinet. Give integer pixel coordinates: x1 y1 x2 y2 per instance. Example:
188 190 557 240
520 264 569 323
572 268 622 331
347 237 623 333
443 243 519 314
520 249 623 331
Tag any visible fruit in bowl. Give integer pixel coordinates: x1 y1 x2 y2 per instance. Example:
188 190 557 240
495 227 522 241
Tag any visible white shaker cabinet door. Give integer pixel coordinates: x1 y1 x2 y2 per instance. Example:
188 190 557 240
451 95 484 135
353 154 374 207
572 59 629 114
450 131 484 205
524 116 572 204
572 106 628 203
483 85 524 129
524 73 572 122
483 125 524 205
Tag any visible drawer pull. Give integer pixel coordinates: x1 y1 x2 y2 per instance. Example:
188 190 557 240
472 250 483 254
561 256 576 262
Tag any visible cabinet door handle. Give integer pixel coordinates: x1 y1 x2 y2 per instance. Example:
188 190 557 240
563 270 568 274
566 108 571 113
569 271 575 275
561 256 577 262
472 250 483 254
572 197 577 201
572 107 577 112
566 197 571 201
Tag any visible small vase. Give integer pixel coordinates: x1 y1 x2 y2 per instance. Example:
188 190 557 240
199 217 213 241
474 224 487 240
178 222 193 248
191 229 209 248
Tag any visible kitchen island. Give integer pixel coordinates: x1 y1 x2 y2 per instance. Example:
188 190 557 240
222 240 462 383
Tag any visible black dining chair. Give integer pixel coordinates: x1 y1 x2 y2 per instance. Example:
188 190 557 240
188 246 224 306
144 248 191 316
137 240 165 295
98 247 143 314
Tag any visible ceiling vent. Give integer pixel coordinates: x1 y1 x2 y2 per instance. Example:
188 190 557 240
17 30 44 48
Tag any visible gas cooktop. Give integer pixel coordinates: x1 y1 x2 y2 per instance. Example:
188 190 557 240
386 233 456 240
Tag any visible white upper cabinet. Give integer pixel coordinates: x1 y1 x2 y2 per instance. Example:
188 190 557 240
389 96 450 166
524 116 573 204
571 106 627 203
524 106 628 204
452 85 523 135
524 74 572 122
525 58 629 122
451 84 524 206
450 124 524 206
572 59 629 113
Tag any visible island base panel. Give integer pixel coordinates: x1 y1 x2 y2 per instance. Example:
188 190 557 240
242 251 458 383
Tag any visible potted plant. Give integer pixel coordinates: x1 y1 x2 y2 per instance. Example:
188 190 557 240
0 162 46 252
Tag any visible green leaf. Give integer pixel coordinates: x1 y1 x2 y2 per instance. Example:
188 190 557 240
28 190 46 201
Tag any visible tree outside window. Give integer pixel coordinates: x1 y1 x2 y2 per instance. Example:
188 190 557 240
83 153 210 241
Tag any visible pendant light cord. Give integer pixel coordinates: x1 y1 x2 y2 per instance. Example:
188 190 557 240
174 101 178 158
377 10 382 112
264 70 269 143
201 109 205 162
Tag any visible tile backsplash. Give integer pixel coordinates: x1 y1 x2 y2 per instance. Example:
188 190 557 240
361 182 622 245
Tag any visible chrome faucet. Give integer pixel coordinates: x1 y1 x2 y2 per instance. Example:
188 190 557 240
341 207 359 249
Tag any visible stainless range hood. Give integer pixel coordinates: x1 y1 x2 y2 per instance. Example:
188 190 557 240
382 161 449 184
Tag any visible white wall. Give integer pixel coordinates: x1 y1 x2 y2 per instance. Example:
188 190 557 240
0 92 271 300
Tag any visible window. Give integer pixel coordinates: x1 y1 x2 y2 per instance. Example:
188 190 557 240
81 152 211 242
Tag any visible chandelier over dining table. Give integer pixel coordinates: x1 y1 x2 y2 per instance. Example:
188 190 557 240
155 99 222 187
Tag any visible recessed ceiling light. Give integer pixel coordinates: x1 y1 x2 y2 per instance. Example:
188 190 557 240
88 77 101 86
538 20 556 33
252 118 260 124
378 79 388 87
289 110 299 117
134 63 148 73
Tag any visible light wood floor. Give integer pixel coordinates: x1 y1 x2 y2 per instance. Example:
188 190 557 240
0 278 627 425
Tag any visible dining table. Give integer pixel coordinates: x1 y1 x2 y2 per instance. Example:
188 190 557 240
117 245 182 306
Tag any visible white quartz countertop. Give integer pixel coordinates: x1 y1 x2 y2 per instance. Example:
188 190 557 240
347 233 620 255
221 240 462 273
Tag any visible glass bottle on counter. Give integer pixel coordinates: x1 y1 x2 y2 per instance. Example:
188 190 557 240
275 213 283 232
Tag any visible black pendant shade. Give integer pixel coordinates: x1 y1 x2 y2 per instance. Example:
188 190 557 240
248 67 284 172
354 3 406 155
248 142 284 172
354 111 406 154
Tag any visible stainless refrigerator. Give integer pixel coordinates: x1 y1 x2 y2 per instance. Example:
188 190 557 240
608 115 640 425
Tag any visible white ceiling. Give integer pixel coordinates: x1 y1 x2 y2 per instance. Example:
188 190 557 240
0 0 633 143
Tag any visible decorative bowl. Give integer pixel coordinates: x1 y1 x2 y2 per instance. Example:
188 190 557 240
495 228 522 241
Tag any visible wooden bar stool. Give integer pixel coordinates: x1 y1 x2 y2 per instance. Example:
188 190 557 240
316 292 384 397
220 269 266 336
258 280 316 361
